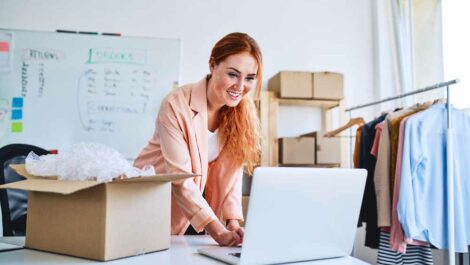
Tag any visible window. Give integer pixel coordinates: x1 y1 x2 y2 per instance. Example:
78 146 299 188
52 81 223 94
442 1 470 109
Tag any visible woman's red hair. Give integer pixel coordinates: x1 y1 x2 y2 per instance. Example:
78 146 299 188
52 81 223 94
210 32 262 174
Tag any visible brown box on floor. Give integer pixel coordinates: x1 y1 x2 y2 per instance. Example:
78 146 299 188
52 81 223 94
268 71 313 99
278 137 316 165
312 72 344 100
301 131 342 165
0 164 196 261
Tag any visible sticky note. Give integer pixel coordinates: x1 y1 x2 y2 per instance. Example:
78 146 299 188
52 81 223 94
12 97 23 108
0 42 9 52
11 109 22 120
11 122 23 133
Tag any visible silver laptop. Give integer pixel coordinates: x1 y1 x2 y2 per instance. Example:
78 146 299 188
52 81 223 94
198 167 366 265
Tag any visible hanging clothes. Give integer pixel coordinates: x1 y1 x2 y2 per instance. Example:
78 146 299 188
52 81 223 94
398 104 470 252
353 126 363 168
388 105 430 193
358 114 386 249
377 231 433 265
374 108 417 228
374 103 431 229
370 122 384 157
390 115 428 252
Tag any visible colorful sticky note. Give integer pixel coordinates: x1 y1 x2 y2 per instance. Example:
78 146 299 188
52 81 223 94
0 42 9 52
12 97 23 108
11 122 23 133
11 109 22 120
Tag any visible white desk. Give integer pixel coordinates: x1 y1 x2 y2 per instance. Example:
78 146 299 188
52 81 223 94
0 236 369 265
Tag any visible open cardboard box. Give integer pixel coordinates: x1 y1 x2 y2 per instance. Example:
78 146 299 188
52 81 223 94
0 164 196 261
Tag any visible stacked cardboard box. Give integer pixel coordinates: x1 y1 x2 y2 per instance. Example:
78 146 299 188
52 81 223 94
279 131 341 166
302 131 342 165
279 137 316 165
268 71 344 100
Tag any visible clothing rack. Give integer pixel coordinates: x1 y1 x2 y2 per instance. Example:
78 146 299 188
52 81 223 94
344 79 458 112
345 79 460 265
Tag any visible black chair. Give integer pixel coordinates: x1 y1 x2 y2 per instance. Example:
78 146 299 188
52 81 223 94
0 144 49 236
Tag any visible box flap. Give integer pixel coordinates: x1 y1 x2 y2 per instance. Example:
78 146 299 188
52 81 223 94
114 173 198 183
3 164 198 194
9 164 57 180
5 164 101 194
0 179 101 195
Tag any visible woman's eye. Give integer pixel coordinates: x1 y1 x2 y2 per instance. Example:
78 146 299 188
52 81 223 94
246 76 255 82
228 72 239 78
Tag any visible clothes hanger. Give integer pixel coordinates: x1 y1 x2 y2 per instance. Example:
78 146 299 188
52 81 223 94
324 117 366 138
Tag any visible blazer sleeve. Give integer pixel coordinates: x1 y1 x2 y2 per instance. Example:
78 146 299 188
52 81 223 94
157 106 218 232
221 166 244 221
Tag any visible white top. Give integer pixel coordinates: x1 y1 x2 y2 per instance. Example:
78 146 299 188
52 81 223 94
0 236 370 265
208 129 221 163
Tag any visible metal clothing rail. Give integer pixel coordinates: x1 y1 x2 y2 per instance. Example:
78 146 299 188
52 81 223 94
345 79 460 265
344 79 458 112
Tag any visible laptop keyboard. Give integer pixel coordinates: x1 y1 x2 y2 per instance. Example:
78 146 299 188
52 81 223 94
229 252 241 258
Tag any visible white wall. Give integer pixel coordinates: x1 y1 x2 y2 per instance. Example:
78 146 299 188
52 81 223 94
0 0 377 261
0 0 377 137
413 0 445 103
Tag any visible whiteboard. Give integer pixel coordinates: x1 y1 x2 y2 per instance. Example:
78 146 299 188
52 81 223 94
0 29 180 159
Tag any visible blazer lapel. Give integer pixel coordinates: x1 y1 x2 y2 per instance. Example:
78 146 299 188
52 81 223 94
189 77 209 180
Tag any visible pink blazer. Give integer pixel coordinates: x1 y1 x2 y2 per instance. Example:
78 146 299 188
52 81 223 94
134 76 244 235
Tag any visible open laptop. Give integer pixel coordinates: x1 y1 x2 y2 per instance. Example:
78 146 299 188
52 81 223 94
198 167 366 265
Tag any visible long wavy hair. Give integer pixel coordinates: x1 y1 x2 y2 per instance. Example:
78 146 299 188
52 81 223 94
210 32 262 175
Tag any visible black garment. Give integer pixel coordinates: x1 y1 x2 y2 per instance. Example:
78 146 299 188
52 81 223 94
184 190 208 235
358 114 386 249
184 225 205 235
0 144 50 236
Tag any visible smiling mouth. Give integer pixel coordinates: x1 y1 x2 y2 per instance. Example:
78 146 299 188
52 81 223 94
227 90 242 100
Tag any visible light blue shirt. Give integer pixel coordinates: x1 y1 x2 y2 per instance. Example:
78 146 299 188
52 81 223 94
398 104 470 252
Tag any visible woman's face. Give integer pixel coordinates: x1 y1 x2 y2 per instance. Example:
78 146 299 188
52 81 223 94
208 52 258 108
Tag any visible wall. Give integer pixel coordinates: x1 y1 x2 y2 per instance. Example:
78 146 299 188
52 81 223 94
413 0 445 103
0 0 377 261
0 0 377 137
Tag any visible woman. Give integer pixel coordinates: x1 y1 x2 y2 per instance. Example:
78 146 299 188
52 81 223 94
134 32 262 246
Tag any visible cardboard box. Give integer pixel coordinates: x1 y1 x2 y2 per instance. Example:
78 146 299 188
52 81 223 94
268 71 313 99
0 164 195 261
242 171 252 196
279 137 316 165
312 72 344 100
302 131 342 164
240 196 250 227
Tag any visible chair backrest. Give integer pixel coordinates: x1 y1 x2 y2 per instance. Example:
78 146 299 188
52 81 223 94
0 144 49 236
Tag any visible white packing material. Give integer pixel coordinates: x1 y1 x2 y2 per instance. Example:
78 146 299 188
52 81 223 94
24 152 59 176
25 142 155 182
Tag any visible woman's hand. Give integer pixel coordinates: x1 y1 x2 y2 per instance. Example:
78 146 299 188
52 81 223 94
216 230 242 246
226 219 244 242
205 220 242 246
